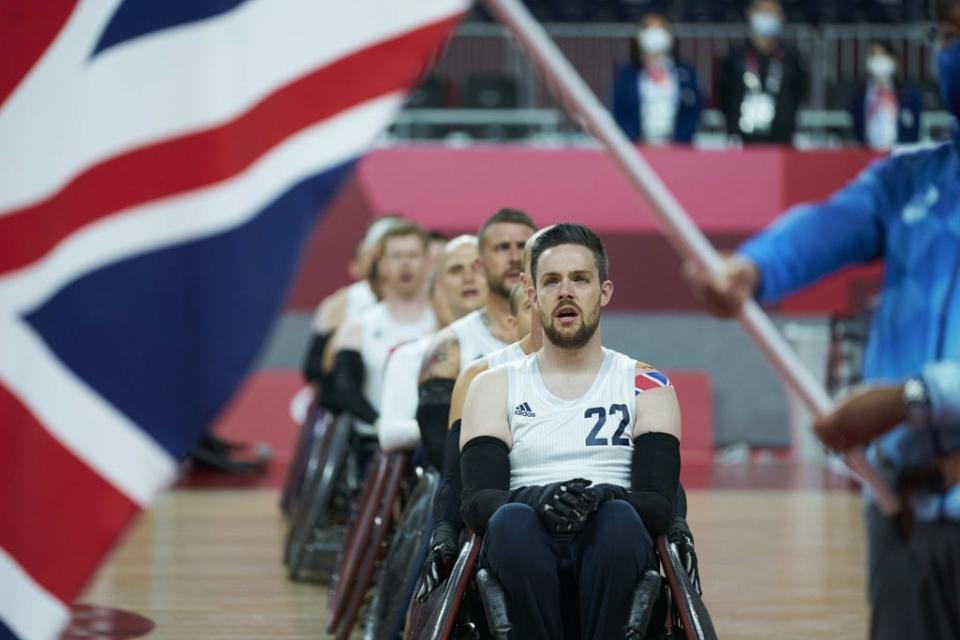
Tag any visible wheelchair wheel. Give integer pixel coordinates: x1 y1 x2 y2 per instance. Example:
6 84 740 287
404 533 481 640
280 400 327 519
363 470 440 640
286 414 353 580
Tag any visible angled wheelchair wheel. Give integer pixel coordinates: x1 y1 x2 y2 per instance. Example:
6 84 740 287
657 536 718 640
404 533 481 640
326 451 391 631
363 470 440 640
285 414 353 581
280 399 327 519
333 453 408 640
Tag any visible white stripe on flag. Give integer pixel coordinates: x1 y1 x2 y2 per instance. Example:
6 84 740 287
0 548 70 640
0 0 468 213
0 316 178 507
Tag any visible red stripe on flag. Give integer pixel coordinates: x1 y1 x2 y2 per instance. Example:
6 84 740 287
0 13 461 276
0 0 78 108
0 383 140 602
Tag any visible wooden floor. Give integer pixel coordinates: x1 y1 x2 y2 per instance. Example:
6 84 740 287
80 488 868 639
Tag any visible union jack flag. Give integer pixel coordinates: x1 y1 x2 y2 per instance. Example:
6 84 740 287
0 1 465 638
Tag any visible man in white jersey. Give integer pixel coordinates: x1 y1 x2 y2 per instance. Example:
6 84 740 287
378 236 486 452
416 209 537 469
302 214 401 384
459 223 682 639
326 221 436 435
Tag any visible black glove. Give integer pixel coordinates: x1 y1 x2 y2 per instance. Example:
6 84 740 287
511 478 601 533
415 520 459 602
666 516 701 594
585 482 629 504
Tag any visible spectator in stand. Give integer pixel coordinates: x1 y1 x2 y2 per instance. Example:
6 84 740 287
850 40 922 150
611 13 703 145
718 0 806 145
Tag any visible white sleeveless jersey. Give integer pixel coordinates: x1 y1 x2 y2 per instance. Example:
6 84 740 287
378 336 433 448
504 348 638 490
309 280 376 333
358 303 435 432
485 341 526 369
343 280 377 324
449 310 510 373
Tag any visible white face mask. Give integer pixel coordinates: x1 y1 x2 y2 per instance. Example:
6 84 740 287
749 12 782 38
638 26 673 56
867 55 896 81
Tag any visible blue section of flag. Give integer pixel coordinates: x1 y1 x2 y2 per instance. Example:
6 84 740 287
0 620 15 640
25 159 356 458
645 370 669 386
93 0 252 57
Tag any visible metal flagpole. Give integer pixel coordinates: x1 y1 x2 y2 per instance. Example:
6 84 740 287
481 0 900 514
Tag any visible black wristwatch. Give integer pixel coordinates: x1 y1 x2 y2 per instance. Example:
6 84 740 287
902 377 931 429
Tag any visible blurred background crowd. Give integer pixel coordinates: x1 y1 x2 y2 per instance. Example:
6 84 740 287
390 0 948 148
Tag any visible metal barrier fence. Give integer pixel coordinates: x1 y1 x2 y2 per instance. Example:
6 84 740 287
392 22 947 145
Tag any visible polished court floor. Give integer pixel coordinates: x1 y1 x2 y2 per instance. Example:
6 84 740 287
79 480 869 639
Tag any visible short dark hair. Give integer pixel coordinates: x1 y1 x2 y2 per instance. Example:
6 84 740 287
477 208 537 249
869 39 896 57
429 229 449 242
530 223 609 284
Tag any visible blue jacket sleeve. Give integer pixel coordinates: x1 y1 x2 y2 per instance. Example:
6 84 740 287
737 157 894 303
922 360 960 429
611 64 640 142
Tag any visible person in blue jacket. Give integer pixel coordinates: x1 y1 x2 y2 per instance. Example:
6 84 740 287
611 14 703 145
850 40 923 149
685 2 960 637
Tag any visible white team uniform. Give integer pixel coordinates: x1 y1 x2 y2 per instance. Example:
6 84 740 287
449 310 510 373
357 302 435 434
310 279 377 333
485 341 526 370
378 336 432 450
503 348 639 490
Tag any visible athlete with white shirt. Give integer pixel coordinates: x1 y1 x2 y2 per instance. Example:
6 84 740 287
378 236 486 452
415 209 537 469
302 215 401 384
459 223 681 639
327 221 436 435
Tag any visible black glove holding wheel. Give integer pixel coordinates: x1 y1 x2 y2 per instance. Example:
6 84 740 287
415 520 460 602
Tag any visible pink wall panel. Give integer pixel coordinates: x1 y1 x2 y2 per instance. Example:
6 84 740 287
287 146 883 314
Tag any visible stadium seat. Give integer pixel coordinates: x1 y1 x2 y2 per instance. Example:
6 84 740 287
462 74 525 140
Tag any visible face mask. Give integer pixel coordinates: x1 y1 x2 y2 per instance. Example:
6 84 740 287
938 41 960 118
749 12 782 38
638 26 673 56
867 55 896 81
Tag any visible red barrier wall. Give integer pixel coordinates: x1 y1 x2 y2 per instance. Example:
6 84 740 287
287 145 884 314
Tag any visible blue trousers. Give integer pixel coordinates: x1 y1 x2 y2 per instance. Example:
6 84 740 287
481 500 655 640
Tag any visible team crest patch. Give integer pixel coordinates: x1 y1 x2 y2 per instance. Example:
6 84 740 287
635 370 670 394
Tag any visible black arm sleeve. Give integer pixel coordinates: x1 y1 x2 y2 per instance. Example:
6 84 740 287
326 349 378 424
626 432 680 536
301 332 330 384
460 436 511 533
674 481 687 519
416 378 455 470
433 420 464 528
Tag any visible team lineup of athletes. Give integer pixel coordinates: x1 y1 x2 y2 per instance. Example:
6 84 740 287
292 4 960 638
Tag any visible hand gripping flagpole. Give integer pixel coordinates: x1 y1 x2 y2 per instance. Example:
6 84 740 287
481 0 900 514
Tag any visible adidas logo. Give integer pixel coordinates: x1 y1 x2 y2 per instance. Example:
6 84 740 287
514 402 536 418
